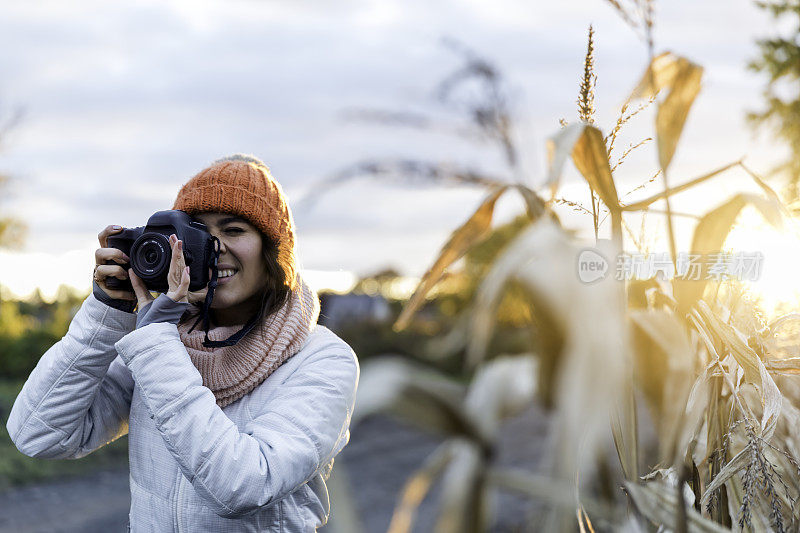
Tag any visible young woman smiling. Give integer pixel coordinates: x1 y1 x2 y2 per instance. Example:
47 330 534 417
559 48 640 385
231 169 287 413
7 154 359 532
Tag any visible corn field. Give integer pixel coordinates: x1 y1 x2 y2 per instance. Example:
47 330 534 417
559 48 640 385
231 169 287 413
326 3 800 532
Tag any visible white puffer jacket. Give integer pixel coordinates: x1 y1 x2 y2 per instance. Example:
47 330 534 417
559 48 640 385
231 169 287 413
6 291 359 532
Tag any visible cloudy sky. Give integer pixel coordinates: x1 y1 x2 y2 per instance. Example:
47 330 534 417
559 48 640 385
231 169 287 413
0 0 789 299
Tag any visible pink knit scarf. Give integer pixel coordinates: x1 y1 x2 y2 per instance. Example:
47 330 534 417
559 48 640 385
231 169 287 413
176 273 320 408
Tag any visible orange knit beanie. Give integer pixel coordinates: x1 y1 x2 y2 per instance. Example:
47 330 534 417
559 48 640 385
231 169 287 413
172 154 297 290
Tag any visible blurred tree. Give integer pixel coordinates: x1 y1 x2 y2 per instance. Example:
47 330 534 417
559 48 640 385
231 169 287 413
0 104 27 249
0 107 35 380
748 0 800 200
48 285 86 334
352 267 403 296
0 300 34 338
0 286 84 380
0 175 27 250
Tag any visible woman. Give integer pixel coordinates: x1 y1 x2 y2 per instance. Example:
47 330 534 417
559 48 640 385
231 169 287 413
6 154 360 532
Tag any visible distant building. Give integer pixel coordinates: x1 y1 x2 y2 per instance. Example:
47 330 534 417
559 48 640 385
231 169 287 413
319 292 392 331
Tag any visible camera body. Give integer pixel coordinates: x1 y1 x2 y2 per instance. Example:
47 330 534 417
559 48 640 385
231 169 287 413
106 210 217 293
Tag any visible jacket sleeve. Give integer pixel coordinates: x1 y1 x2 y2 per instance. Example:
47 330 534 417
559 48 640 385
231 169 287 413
113 321 359 518
5 292 138 459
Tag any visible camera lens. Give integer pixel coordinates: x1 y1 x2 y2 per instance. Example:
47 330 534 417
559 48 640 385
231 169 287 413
143 245 159 265
130 233 170 281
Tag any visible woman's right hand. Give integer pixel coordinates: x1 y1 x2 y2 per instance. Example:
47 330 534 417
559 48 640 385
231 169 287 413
94 225 136 301
187 286 209 306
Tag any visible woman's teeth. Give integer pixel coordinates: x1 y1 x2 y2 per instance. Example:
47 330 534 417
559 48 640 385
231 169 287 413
219 269 237 278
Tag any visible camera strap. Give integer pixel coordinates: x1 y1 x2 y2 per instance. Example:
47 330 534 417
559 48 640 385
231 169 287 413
187 235 260 347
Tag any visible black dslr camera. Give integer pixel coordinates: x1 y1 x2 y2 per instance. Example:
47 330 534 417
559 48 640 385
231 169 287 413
105 210 219 293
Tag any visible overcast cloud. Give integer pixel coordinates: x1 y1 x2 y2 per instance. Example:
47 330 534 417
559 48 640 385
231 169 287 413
0 0 786 296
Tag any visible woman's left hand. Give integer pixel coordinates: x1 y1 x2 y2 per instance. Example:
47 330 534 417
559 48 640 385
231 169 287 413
129 234 191 308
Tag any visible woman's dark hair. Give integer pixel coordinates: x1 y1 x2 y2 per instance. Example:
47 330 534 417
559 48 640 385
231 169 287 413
254 233 291 336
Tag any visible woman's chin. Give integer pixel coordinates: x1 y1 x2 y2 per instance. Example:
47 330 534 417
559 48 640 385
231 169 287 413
210 293 234 309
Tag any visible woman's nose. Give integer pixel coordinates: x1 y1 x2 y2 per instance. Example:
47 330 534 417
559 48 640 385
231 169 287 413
208 229 226 251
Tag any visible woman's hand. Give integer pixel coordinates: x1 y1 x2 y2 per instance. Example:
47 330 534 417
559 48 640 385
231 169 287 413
129 234 191 307
187 283 209 306
94 225 136 301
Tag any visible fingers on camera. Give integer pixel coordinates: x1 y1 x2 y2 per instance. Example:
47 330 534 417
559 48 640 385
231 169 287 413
173 240 184 261
96 264 129 282
95 264 135 301
169 234 185 267
98 225 123 248
95 247 130 265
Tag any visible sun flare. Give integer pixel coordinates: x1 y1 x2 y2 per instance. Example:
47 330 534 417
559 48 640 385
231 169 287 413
723 207 800 319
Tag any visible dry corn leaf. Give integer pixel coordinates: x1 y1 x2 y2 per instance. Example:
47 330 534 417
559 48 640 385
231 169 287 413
627 52 704 172
621 160 740 211
577 507 594 533
610 386 639 482
545 122 585 199
387 441 456 533
467 222 554 369
434 439 487 533
394 185 509 331
425 305 473 360
487 468 615 522
691 305 782 499
702 375 734 524
656 58 703 171
674 193 783 316
690 191 782 255
765 357 800 374
694 312 783 510
463 354 537 440
757 357 782 440
513 184 548 220
680 366 714 464
764 313 800 359
468 218 630 516
352 356 481 441
630 309 697 464
571 125 620 210
695 301 761 385
700 447 748 508
694 304 783 442
739 163 793 218
629 51 684 100
625 479 729 532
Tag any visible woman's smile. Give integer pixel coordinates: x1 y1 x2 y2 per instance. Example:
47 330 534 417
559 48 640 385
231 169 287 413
212 266 239 285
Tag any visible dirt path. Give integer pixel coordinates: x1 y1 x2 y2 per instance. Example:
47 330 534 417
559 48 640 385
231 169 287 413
0 467 130 533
